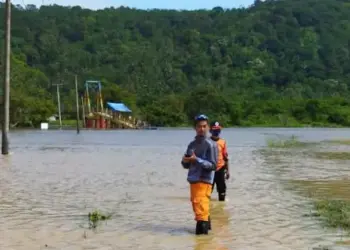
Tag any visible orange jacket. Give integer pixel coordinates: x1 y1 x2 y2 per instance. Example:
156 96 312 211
213 138 228 171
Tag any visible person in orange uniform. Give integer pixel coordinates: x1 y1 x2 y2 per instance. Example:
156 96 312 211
209 121 229 202
181 114 218 235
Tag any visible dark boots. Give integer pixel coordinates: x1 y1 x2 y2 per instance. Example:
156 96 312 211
218 193 226 201
195 221 209 235
208 216 211 230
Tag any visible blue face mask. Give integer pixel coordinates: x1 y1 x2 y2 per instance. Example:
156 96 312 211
210 130 220 137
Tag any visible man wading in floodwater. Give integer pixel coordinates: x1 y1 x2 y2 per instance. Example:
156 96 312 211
209 121 230 202
181 114 218 235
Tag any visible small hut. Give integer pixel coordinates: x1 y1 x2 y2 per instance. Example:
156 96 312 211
107 102 134 128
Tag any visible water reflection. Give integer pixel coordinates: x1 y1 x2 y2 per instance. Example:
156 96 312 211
193 235 216 250
210 202 230 237
192 202 231 250
0 153 11 166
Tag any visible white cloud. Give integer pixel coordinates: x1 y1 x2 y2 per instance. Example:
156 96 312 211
11 0 126 10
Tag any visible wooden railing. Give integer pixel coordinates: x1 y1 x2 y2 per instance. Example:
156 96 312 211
85 108 137 129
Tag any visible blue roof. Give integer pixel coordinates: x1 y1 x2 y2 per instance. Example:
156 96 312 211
107 102 132 112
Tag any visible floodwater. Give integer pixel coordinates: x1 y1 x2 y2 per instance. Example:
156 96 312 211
1 128 350 250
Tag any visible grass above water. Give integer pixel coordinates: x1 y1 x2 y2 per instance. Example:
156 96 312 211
265 135 350 161
289 180 350 233
264 136 350 246
314 200 350 230
266 135 350 149
88 210 111 229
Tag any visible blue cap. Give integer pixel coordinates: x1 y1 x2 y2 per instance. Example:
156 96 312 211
194 114 208 121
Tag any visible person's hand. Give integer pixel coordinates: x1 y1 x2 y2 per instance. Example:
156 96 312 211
188 152 197 163
183 152 197 163
182 155 190 163
225 171 230 180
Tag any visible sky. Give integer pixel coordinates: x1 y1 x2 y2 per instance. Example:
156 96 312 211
12 0 254 10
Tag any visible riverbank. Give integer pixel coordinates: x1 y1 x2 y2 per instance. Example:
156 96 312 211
7 120 159 131
8 119 347 130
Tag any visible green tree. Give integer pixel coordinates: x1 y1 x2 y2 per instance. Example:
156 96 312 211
2 1 350 127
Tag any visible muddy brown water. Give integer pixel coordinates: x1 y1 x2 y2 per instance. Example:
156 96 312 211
2 128 350 250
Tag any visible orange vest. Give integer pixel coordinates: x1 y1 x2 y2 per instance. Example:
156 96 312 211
216 138 228 171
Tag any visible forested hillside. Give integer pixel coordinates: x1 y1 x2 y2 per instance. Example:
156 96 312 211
1 0 350 127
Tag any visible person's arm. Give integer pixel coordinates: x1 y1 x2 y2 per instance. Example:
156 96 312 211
181 144 191 169
223 141 230 179
182 159 190 169
223 141 228 160
195 142 218 171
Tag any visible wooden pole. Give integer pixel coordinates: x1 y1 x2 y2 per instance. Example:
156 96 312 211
56 84 62 129
85 82 91 114
52 81 63 130
81 96 86 128
75 75 80 134
2 0 11 155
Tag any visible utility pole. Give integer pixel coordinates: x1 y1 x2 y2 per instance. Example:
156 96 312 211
75 75 80 134
52 82 63 129
81 96 86 128
2 0 11 155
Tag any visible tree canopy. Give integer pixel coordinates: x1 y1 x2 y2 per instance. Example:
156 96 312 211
2 0 350 127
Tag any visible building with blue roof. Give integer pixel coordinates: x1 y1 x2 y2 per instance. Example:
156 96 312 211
106 102 132 113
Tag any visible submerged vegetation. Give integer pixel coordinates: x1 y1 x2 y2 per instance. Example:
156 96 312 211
290 180 350 200
290 179 350 232
265 136 350 236
312 151 350 160
88 210 111 229
266 135 350 151
266 135 316 148
295 179 350 234
292 179 350 235
266 135 301 148
323 139 350 145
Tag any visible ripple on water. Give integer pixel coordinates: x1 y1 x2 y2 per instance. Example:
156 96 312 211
2 129 350 249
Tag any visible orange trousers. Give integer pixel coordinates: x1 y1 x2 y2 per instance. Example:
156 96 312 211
190 182 212 221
